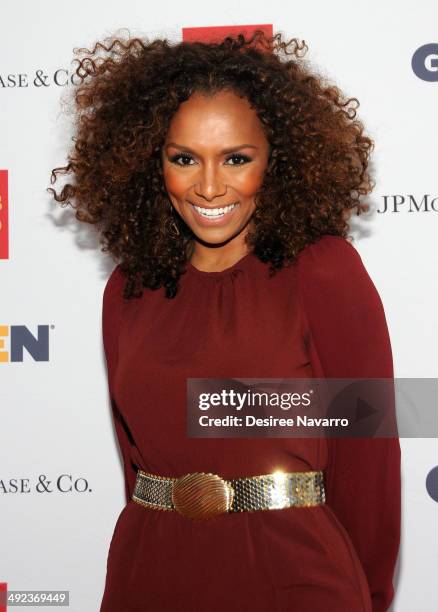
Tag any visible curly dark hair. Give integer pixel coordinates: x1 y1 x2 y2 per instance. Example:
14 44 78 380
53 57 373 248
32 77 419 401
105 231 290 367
48 29 374 300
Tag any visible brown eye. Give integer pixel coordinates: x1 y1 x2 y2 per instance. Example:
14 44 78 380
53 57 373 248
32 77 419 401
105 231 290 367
170 153 195 166
169 152 252 166
225 154 252 165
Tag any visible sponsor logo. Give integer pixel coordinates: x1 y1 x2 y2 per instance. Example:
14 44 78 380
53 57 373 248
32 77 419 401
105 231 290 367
378 194 438 213
0 474 92 495
182 23 273 44
0 69 83 88
0 325 53 362
0 170 8 260
412 43 438 81
426 466 438 502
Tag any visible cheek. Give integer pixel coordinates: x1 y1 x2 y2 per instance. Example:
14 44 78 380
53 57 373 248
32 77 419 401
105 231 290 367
162 167 189 197
234 167 266 197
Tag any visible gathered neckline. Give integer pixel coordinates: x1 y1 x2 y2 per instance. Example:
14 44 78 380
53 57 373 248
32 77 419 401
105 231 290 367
186 250 254 278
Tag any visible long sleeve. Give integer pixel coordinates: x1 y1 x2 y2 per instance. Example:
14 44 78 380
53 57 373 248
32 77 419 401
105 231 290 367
102 264 138 504
296 235 401 612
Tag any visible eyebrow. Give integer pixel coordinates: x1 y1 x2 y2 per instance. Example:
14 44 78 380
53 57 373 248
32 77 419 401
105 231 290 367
164 142 259 154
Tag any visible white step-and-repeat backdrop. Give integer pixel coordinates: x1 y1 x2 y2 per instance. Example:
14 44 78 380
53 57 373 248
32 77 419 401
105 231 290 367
1 1 437 610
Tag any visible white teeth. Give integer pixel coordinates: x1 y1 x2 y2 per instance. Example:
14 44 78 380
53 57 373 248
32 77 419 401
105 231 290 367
193 202 237 217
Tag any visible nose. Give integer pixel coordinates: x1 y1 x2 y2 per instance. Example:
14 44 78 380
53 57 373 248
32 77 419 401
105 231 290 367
193 161 227 202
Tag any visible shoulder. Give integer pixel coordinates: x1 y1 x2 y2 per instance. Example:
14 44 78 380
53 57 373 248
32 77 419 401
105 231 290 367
295 234 384 310
102 265 129 371
103 264 126 309
102 264 128 339
295 235 364 284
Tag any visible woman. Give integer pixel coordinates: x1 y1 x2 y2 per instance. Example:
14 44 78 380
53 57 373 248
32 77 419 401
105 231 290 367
49 30 401 612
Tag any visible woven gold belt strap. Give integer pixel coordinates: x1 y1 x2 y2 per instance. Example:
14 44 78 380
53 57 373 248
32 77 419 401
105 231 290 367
132 469 326 520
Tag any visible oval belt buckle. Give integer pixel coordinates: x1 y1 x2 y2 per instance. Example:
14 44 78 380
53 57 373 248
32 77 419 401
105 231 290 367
172 472 234 519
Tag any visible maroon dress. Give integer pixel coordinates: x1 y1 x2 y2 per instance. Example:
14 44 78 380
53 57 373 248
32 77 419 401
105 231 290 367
99 235 401 612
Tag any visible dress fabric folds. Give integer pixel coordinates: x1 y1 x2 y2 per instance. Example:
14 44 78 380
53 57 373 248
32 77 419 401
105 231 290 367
99 235 401 612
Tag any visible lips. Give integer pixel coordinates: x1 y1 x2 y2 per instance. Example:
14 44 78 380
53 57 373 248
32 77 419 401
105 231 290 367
189 200 239 224
188 201 238 209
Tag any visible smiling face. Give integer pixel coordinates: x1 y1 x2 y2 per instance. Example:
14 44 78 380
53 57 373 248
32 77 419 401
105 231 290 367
161 89 270 263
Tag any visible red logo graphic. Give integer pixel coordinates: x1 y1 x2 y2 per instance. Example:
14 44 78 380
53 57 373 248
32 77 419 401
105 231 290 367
182 23 273 46
0 170 9 260
0 581 7 611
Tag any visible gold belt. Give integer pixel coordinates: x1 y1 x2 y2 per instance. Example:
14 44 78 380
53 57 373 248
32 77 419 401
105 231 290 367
132 469 326 520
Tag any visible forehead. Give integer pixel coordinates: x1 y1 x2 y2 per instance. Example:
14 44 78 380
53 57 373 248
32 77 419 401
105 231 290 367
165 90 265 145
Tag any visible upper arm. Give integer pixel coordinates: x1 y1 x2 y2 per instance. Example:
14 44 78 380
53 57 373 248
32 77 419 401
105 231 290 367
296 235 394 379
296 235 401 611
102 265 137 503
102 264 126 397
